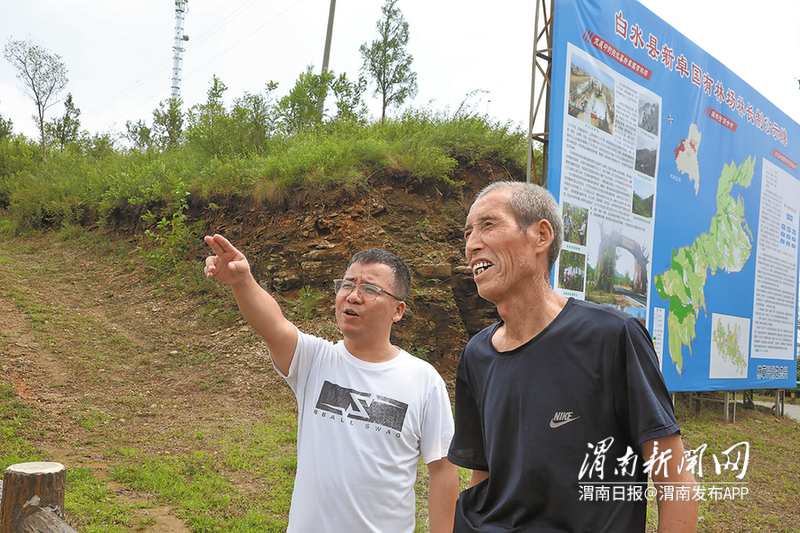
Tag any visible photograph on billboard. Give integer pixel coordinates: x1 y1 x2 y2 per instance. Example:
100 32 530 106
547 0 800 392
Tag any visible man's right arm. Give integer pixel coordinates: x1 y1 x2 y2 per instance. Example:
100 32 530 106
204 234 298 375
469 470 489 487
643 433 699 532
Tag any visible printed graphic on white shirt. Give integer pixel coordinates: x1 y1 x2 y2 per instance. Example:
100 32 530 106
315 380 408 432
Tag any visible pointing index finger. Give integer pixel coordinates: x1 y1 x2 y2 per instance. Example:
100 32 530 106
206 234 234 256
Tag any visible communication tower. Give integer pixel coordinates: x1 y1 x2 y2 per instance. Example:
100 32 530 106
171 0 190 99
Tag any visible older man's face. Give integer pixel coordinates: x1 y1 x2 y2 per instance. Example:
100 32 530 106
464 190 541 304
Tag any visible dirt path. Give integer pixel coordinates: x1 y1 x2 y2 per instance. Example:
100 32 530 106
0 234 298 531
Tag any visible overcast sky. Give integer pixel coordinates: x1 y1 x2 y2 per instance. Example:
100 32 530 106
2 0 798 141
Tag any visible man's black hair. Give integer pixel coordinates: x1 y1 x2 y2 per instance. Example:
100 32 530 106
346 248 411 301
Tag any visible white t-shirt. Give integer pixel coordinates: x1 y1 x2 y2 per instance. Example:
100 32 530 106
278 330 454 533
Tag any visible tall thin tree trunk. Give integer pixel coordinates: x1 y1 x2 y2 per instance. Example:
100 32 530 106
38 108 47 162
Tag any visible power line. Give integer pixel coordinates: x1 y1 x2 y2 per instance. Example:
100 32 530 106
183 0 306 81
184 0 263 51
83 60 172 120
93 0 287 128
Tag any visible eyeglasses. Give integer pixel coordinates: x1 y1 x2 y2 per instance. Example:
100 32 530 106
333 279 403 302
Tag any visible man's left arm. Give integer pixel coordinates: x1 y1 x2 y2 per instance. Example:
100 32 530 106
642 432 699 533
426 457 459 533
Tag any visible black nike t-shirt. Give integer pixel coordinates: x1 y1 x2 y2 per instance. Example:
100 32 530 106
448 298 679 532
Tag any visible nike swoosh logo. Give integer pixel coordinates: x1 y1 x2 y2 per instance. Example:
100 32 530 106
549 416 581 428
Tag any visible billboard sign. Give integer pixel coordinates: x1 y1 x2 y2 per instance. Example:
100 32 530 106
548 0 800 392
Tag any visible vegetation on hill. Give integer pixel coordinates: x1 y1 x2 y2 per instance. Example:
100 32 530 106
0 105 529 234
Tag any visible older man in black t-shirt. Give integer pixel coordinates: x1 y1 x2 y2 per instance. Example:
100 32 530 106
449 181 698 532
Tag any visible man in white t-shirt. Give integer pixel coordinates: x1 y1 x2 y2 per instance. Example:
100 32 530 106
204 235 459 533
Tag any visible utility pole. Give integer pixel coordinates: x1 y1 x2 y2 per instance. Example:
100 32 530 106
321 0 336 75
171 0 190 100
317 0 336 114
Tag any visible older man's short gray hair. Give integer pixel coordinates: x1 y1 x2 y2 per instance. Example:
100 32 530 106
474 181 563 274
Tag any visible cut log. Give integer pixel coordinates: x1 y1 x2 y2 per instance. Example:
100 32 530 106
0 462 78 533
11 508 79 533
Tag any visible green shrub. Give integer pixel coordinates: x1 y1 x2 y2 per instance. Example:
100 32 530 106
139 183 205 274
296 286 324 319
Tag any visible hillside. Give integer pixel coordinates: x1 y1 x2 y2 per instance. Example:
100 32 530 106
168 160 515 376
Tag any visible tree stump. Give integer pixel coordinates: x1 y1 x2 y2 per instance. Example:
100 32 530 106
0 462 78 533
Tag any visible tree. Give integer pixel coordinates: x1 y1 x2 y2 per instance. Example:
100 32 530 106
3 38 69 162
125 119 153 152
45 92 81 151
152 98 184 150
276 66 334 134
231 81 278 155
81 130 118 160
186 75 235 156
0 106 12 140
359 0 418 120
331 73 368 124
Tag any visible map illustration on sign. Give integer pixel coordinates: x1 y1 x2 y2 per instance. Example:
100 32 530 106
709 313 750 379
674 124 702 194
654 136 755 375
